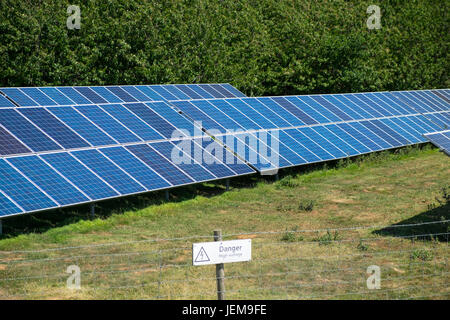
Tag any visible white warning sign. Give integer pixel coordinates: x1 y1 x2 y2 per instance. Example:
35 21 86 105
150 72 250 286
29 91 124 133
192 239 252 266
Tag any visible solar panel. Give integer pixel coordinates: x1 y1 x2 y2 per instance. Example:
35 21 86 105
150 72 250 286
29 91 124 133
424 130 450 156
173 90 449 173
0 85 447 217
0 84 246 107
0 98 254 216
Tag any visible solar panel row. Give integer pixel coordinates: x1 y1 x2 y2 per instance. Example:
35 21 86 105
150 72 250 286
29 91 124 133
0 101 204 156
0 83 246 108
0 138 253 216
172 90 449 172
0 85 448 218
424 130 450 156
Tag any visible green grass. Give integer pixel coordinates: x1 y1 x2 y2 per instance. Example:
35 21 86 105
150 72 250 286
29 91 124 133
0 146 448 300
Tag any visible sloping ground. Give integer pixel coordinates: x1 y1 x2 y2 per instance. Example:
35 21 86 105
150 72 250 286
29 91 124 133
0 146 448 299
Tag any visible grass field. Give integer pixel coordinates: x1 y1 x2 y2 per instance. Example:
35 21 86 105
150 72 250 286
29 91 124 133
0 145 448 300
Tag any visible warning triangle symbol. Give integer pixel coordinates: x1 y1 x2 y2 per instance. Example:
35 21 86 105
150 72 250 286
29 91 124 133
195 247 210 263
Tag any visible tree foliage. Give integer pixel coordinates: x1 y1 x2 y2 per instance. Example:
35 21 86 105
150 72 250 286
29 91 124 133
0 0 448 95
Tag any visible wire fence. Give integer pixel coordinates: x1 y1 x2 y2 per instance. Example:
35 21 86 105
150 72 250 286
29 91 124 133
0 220 448 300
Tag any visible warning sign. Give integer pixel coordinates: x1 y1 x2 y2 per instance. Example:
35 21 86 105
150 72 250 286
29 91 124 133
192 239 252 266
194 247 210 263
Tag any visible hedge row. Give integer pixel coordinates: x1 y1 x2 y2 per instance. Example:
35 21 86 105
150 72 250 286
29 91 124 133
0 0 448 95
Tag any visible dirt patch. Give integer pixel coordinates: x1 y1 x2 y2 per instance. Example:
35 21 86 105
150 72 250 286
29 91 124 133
330 198 357 204
236 234 258 240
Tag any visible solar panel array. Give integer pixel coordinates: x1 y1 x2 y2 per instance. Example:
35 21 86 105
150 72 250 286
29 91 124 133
424 130 450 156
172 89 449 172
0 83 246 108
0 83 448 218
0 90 254 217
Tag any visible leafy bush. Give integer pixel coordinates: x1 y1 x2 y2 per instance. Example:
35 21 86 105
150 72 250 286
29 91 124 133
0 0 447 93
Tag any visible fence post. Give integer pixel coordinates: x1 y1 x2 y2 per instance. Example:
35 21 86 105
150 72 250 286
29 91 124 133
214 229 225 300
0 219 2 236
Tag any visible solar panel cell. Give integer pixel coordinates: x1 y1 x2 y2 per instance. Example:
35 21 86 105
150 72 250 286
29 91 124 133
19 108 90 149
0 159 57 211
48 107 116 146
8 156 89 206
72 149 145 195
41 152 118 200
0 109 61 152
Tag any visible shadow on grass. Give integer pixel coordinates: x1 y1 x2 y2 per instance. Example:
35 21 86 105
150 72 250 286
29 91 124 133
373 188 450 242
0 175 260 239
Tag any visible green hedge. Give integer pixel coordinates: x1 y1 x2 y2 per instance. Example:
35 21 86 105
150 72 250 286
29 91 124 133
0 0 448 95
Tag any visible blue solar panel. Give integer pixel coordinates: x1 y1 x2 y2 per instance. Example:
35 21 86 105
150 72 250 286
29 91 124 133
0 94 16 108
193 138 254 175
74 87 108 104
227 99 276 129
0 109 61 152
99 104 165 141
0 126 31 155
380 118 419 144
311 96 353 121
145 102 196 137
298 96 342 123
284 129 334 161
0 159 57 211
107 86 138 103
90 87 123 103
21 88 57 106
3 85 448 218
176 85 203 99
272 97 318 125
210 84 236 98
312 126 359 156
337 123 383 152
0 192 22 216
57 87 92 104
210 99 261 130
71 149 145 195
191 100 242 130
245 98 292 127
171 101 226 132
358 121 396 148
126 144 194 185
198 84 225 98
99 146 171 190
48 107 115 146
75 105 141 143
162 85 191 100
149 86 178 100
186 85 215 99
287 96 338 123
152 141 216 181
18 108 90 149
124 103 180 139
121 86 153 102
321 95 363 120
221 84 246 98
8 156 89 206
40 87 75 105
424 130 450 156
134 86 165 101
0 88 37 107
325 124 371 154
298 127 347 158
41 152 118 200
